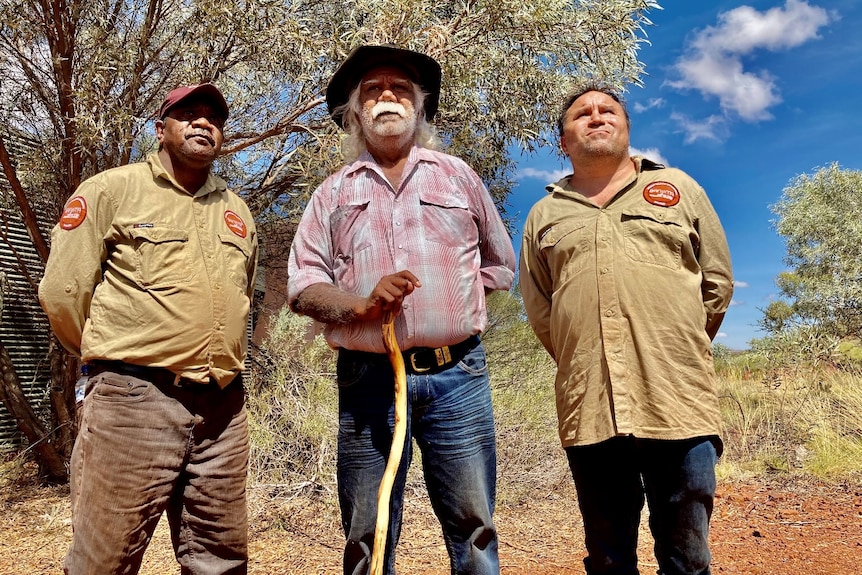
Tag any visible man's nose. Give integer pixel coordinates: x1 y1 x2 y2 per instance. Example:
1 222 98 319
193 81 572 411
379 87 398 101
190 115 214 129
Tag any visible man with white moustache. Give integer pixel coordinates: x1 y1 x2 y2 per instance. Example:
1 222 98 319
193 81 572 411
288 45 515 575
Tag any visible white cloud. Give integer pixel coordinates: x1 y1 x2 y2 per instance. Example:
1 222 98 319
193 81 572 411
629 146 669 166
668 0 834 122
734 280 750 288
670 112 728 144
633 98 666 113
517 166 570 183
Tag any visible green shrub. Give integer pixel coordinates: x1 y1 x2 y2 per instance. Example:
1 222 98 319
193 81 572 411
246 309 338 496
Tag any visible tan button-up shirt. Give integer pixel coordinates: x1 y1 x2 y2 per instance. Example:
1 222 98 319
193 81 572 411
39 154 258 387
519 158 733 448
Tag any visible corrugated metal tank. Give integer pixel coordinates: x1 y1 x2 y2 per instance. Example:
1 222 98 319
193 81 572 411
0 135 52 447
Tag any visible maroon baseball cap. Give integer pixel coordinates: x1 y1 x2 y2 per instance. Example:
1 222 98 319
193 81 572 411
158 83 229 120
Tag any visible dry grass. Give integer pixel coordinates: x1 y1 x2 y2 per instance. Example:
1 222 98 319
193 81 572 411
717 365 862 480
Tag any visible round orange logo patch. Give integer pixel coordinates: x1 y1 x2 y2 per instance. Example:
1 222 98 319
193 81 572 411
224 210 247 238
642 181 680 207
59 196 88 230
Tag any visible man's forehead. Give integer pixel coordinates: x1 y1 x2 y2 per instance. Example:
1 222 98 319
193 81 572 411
577 91 615 104
360 65 415 84
568 91 621 113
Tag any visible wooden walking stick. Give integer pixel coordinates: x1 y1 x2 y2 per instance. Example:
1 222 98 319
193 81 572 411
369 309 408 575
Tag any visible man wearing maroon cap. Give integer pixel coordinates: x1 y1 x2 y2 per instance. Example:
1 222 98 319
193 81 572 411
40 82 257 574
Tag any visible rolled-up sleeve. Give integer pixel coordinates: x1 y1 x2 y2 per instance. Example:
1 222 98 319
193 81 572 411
467 170 515 292
287 183 336 307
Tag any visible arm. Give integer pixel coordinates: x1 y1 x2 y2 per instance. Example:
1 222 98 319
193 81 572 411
288 179 421 325
695 192 734 341
465 168 516 292
293 271 421 325
38 180 112 356
518 216 556 361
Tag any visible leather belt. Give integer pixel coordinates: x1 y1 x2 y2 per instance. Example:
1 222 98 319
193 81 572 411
403 335 480 374
89 360 212 389
341 335 480 375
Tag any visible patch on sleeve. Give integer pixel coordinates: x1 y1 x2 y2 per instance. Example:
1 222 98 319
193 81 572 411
642 181 680 207
224 210 248 238
59 196 88 230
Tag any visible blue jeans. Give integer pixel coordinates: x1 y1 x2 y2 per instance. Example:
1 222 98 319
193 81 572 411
336 341 499 575
565 436 718 575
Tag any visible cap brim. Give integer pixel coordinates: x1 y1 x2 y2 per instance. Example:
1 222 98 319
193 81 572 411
161 83 229 120
326 45 441 129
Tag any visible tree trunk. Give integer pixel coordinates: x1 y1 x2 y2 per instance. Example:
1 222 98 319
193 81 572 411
49 339 78 457
0 340 68 482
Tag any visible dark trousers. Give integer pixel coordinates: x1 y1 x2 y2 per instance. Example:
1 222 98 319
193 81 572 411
566 436 718 575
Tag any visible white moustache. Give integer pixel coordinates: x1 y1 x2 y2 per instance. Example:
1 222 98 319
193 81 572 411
371 101 408 119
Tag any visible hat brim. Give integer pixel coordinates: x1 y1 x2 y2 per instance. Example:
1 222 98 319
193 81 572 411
160 83 229 121
326 45 441 129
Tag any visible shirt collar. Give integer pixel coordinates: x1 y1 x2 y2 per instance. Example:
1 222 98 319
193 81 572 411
546 156 657 197
346 144 439 177
147 153 227 197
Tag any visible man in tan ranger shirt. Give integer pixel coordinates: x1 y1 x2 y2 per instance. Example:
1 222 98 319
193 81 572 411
39 83 257 575
519 83 733 575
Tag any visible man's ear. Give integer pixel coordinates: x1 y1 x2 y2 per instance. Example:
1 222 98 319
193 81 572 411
155 119 165 142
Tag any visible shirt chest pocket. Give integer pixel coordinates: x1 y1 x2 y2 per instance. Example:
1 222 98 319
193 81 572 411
539 220 591 286
330 201 373 294
219 233 253 291
130 226 191 287
419 191 478 248
621 208 687 270
330 200 372 258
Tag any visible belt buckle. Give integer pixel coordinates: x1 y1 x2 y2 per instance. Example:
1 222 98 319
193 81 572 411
409 346 452 373
409 352 432 373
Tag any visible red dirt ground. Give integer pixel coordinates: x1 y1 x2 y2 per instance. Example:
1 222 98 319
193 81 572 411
1 476 860 574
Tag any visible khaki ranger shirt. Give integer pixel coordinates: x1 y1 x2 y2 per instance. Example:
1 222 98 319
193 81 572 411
39 154 258 387
519 157 733 449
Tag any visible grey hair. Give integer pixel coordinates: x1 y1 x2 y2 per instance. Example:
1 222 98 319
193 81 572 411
334 81 441 163
557 81 630 138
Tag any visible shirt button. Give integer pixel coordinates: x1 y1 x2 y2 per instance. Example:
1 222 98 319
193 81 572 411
605 309 614 317
398 244 403 249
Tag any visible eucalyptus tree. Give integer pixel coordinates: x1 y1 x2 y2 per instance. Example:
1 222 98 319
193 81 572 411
0 0 660 480
763 163 862 341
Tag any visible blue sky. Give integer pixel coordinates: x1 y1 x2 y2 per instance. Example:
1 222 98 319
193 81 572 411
509 0 862 350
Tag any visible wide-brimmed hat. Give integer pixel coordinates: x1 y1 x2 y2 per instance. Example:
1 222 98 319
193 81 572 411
158 83 229 121
326 45 442 129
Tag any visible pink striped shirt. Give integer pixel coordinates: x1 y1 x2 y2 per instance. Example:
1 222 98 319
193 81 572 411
288 145 515 352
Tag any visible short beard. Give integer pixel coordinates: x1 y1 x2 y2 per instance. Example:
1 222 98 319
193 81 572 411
581 138 627 158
